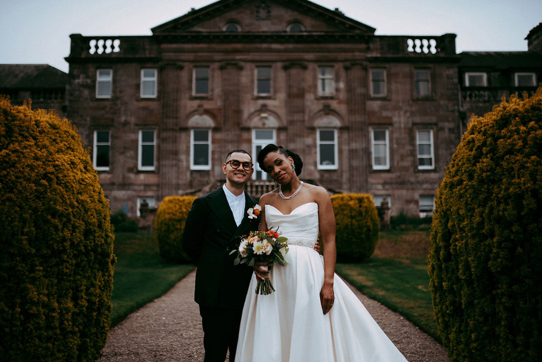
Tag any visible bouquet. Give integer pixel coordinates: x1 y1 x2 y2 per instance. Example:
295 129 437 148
230 230 289 295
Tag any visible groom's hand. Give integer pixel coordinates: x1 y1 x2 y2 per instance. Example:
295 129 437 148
253 261 273 280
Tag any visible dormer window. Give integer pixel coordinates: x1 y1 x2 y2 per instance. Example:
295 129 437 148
224 23 241 32
287 23 304 33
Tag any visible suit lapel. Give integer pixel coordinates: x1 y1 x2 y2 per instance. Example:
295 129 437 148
207 187 237 235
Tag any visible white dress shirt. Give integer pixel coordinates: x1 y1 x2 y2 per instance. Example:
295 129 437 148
223 184 246 227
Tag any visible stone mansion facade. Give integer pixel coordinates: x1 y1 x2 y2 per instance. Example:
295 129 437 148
60 0 541 217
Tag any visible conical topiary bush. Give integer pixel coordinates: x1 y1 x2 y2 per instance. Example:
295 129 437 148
0 97 115 361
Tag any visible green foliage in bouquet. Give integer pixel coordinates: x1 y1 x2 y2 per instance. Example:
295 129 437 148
331 193 380 262
428 89 542 361
0 97 115 361
154 195 197 263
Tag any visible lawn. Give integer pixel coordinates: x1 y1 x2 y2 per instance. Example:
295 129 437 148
335 230 441 343
110 232 194 327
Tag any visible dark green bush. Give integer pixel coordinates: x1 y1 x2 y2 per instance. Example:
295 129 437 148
428 89 542 361
331 193 380 262
110 210 139 232
0 97 115 361
391 212 432 230
154 195 197 263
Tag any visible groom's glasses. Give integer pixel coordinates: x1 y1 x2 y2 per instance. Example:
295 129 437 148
226 159 253 171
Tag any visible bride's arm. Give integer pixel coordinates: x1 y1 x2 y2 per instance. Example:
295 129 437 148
315 187 336 315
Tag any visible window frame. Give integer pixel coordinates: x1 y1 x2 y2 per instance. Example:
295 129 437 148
317 128 338 170
287 23 305 32
370 69 387 97
417 129 435 170
372 195 391 208
193 66 210 96
371 128 390 170
465 72 487 87
190 129 212 170
93 130 110 171
96 69 113 99
514 72 536 87
252 129 276 180
419 195 435 217
137 196 156 217
317 66 335 97
140 69 157 98
223 23 241 32
414 68 431 98
138 129 156 171
255 66 272 97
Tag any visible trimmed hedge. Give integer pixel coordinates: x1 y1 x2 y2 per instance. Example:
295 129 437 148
428 89 542 361
110 210 139 232
0 97 115 361
154 195 197 263
331 193 380 262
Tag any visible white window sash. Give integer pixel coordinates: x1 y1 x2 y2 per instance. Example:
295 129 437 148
140 69 157 98
193 67 210 95
371 129 389 170
190 129 211 170
96 70 112 98
514 72 536 87
252 129 276 180
317 129 338 170
317 67 335 96
138 130 156 171
417 129 434 170
93 130 110 171
415 69 431 97
370 69 387 97
465 72 487 87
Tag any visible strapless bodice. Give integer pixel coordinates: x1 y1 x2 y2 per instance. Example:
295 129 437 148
265 202 319 248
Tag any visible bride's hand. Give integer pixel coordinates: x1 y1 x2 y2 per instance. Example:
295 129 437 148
253 261 273 280
320 282 335 315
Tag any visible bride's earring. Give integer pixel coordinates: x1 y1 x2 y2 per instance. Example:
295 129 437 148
291 164 295 170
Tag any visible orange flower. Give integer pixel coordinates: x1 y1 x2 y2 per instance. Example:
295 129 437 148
254 208 261 216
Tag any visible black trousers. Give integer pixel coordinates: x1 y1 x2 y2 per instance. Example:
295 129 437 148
199 306 243 362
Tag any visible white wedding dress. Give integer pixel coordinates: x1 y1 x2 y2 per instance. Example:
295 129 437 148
235 202 408 362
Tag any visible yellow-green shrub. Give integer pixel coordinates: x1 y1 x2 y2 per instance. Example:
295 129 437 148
0 97 115 361
331 193 380 262
428 89 542 361
155 195 197 263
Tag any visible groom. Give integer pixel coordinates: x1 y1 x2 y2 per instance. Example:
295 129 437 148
183 149 259 362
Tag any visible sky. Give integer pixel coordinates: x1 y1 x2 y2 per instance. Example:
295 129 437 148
1 0 540 73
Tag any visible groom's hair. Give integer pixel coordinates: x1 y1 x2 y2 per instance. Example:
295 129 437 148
225 149 252 162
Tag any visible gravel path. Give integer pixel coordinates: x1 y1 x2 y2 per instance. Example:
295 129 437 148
99 271 448 362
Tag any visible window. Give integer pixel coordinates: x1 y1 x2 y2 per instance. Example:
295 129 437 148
93 130 110 171
96 69 112 98
515 72 536 87
138 130 156 171
252 129 276 180
191 129 211 170
193 67 209 95
465 72 487 87
137 197 155 217
414 69 431 97
373 195 391 208
317 67 335 96
317 129 338 170
371 129 389 170
371 69 387 97
224 23 240 32
419 195 435 218
256 66 272 96
417 129 434 170
141 69 157 98
287 23 304 32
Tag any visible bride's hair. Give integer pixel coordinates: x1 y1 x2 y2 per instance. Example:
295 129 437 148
257 144 303 176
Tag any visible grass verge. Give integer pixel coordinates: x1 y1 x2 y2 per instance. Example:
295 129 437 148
335 230 441 343
111 232 194 327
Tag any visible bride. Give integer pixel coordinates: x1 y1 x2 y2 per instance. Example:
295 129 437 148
235 144 408 362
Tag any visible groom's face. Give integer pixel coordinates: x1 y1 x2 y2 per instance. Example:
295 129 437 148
223 152 253 186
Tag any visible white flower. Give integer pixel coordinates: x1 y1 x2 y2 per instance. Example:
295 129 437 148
239 240 249 257
247 204 262 219
263 241 273 255
253 241 265 255
280 246 288 258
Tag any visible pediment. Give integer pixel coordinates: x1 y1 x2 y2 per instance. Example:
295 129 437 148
152 0 375 35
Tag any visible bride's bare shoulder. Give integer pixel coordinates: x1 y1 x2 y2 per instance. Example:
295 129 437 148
304 183 328 196
259 190 279 205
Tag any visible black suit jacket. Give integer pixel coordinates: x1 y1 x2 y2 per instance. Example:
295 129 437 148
182 187 258 310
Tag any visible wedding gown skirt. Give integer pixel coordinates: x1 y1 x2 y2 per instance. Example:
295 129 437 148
235 202 407 362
